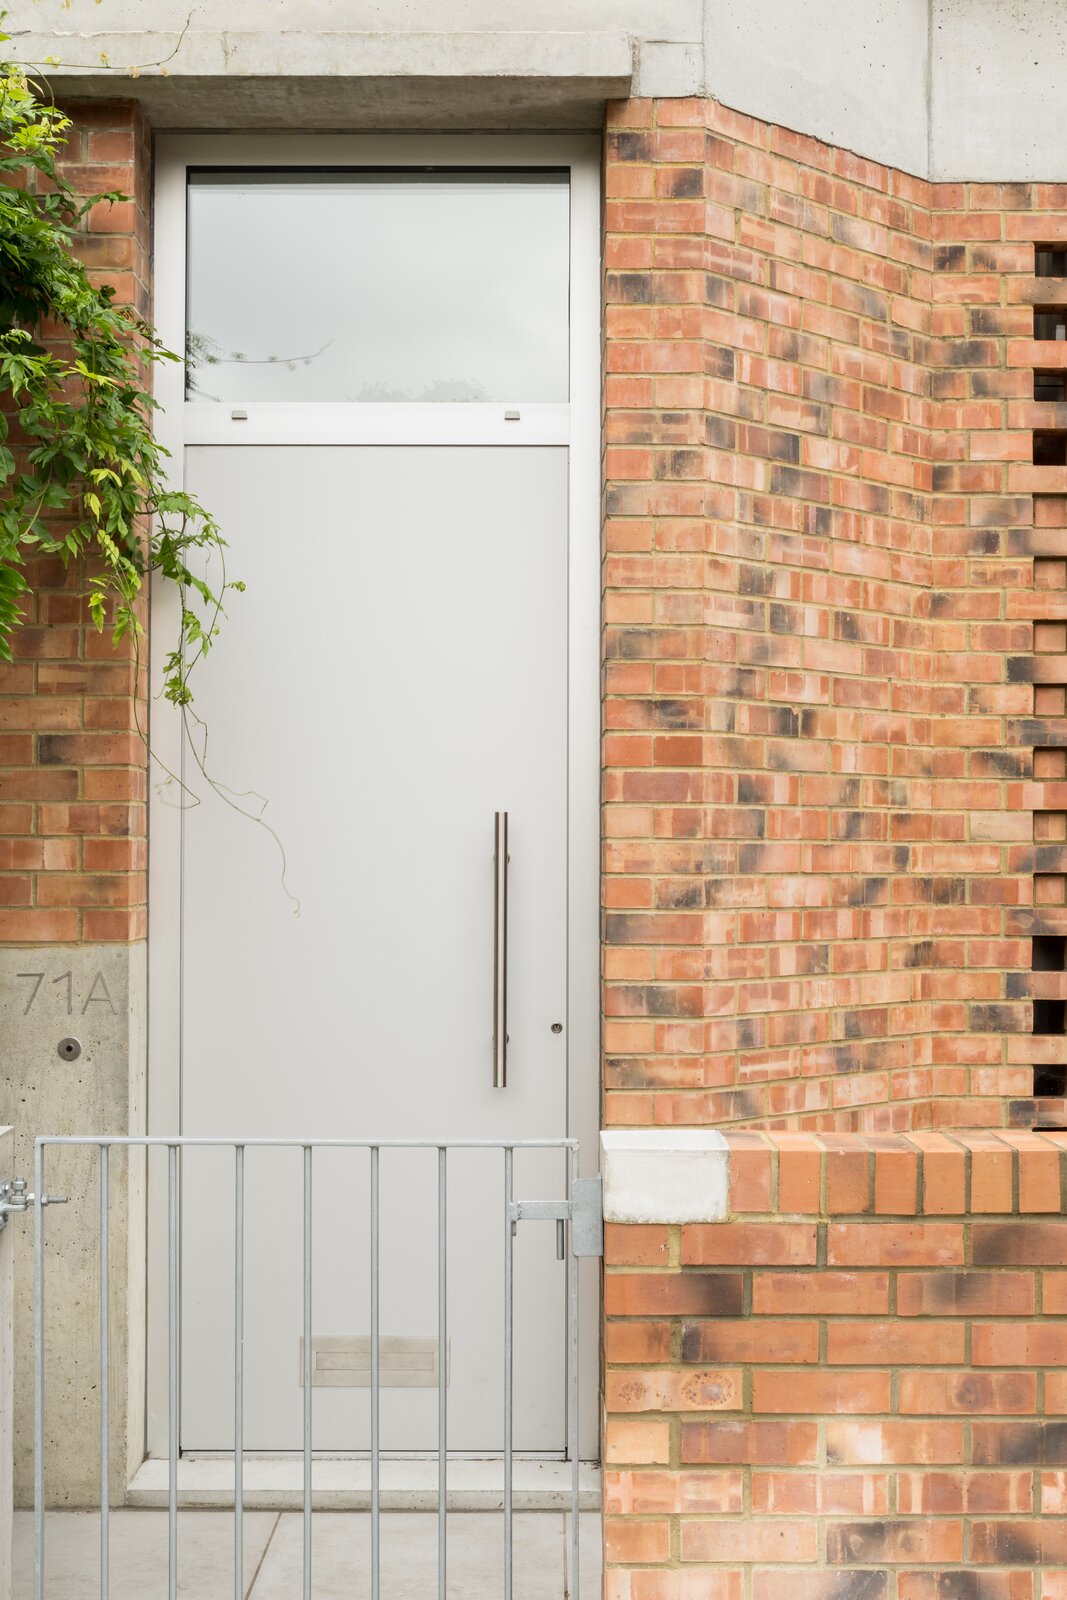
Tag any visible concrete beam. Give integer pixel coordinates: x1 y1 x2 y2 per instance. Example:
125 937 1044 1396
11 28 634 131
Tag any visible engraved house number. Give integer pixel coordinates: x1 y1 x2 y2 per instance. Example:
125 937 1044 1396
16 970 117 1017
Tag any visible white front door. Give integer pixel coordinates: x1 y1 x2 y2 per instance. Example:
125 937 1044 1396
147 149 599 1459
178 444 569 1450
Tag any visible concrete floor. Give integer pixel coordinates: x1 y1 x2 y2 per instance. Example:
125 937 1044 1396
13 1509 602 1598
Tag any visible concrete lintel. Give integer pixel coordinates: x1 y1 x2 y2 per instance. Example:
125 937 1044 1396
600 1128 729 1225
14 30 634 131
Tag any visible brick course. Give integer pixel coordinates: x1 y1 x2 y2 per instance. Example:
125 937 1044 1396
604 1130 1067 1600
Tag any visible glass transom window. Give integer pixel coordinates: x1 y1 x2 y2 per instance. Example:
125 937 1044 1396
185 170 570 404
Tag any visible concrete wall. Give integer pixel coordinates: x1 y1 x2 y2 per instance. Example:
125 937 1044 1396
931 0 1067 180
703 0 930 180
703 0 1067 181
0 948 147 1506
7 0 1067 177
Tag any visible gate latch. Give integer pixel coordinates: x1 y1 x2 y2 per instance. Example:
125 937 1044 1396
507 1175 603 1259
0 1178 67 1231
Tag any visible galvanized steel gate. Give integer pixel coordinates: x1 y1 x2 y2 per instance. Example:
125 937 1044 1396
23 1135 601 1600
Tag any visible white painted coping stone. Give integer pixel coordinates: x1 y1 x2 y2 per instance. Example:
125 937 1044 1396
600 1129 730 1225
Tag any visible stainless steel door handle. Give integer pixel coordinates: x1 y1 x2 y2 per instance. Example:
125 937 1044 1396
493 811 508 1088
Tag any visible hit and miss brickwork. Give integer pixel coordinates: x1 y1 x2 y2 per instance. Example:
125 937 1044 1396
603 98 1067 1133
604 1130 1067 1600
0 102 150 944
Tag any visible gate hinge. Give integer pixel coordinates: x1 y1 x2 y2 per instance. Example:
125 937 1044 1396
507 1175 603 1259
0 1178 67 1230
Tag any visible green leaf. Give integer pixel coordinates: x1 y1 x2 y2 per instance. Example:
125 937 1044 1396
0 53 242 709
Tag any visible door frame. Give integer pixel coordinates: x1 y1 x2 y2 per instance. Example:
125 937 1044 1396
145 134 602 1463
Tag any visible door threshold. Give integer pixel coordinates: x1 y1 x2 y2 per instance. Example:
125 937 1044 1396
126 1456 601 1511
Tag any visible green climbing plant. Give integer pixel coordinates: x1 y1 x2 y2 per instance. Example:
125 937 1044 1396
0 37 239 707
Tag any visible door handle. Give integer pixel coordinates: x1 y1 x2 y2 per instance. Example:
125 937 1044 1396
493 811 508 1088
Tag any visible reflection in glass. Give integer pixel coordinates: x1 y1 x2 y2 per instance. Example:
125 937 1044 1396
186 171 570 403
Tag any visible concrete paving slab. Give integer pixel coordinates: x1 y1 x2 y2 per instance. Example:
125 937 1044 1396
564 1511 602 1596
11 1508 601 1599
12 1509 277 1600
248 1510 596 1598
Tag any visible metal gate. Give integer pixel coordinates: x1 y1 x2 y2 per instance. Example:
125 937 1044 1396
21 1134 601 1600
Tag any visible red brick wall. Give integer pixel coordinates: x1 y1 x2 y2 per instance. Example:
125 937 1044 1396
0 102 151 944
603 99 1064 1133
604 1131 1067 1599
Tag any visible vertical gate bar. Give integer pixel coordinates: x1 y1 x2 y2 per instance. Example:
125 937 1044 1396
168 1144 178 1600
437 1146 447 1600
302 1145 312 1600
99 1144 109 1600
234 1146 244 1600
568 1144 580 1600
503 1146 513 1600
370 1147 380 1600
33 1141 44 1600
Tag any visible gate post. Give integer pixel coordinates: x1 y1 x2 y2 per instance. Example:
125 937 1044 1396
0 1125 14 1600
